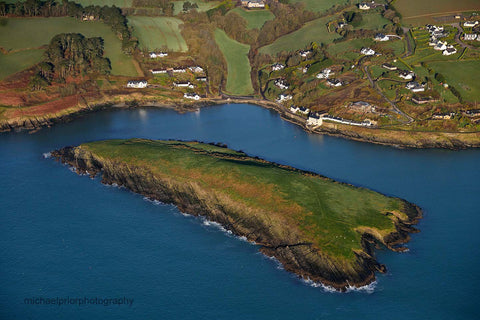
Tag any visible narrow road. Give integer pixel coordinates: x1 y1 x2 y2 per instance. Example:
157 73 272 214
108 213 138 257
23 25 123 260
402 27 413 57
363 65 414 124
451 23 477 50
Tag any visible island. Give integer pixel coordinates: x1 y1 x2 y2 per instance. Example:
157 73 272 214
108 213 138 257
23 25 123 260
52 138 422 291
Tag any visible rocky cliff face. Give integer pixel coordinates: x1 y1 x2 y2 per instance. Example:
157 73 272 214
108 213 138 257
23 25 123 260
52 146 422 291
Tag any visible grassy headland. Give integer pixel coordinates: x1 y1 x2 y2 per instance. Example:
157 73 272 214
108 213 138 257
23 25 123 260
53 138 422 290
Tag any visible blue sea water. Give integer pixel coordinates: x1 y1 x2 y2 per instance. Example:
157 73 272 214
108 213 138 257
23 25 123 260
0 104 479 319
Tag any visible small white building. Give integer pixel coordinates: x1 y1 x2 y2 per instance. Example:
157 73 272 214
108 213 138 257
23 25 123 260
246 0 265 8
149 52 168 58
277 94 293 102
359 3 371 10
464 21 479 28
196 76 207 82
290 105 300 113
443 47 457 55
374 33 390 41
398 70 415 80
360 47 376 56
434 41 447 51
127 80 148 88
150 69 167 74
274 79 289 90
184 93 200 100
326 79 343 87
271 63 285 71
174 81 194 88
188 66 204 73
298 106 310 115
316 68 333 79
382 63 397 71
307 113 322 126
463 34 478 41
299 50 312 58
172 68 187 73
405 81 425 92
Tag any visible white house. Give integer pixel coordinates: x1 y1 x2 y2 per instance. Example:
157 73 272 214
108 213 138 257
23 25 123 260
274 79 289 90
374 33 390 41
428 38 439 46
290 105 300 113
276 94 292 102
174 81 194 88
360 47 375 55
188 66 204 73
271 63 285 71
398 70 415 80
405 81 425 92
443 47 457 55
172 68 187 73
196 76 207 82
246 0 265 8
298 106 310 115
433 41 447 51
299 50 312 58
326 79 342 87
359 3 371 10
184 93 200 100
464 21 479 28
302 65 310 73
307 113 322 126
338 22 347 28
150 69 167 74
463 34 478 41
149 52 168 58
127 80 148 88
316 68 333 79
382 63 397 71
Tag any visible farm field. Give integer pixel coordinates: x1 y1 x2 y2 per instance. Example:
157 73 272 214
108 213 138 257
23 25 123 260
128 16 187 52
259 16 341 55
429 60 480 102
0 50 43 80
354 12 391 30
289 0 349 13
227 8 274 29
214 29 253 95
172 0 220 15
395 0 480 24
327 38 374 60
0 17 137 77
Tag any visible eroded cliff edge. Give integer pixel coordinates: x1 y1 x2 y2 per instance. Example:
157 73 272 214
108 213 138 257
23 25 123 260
52 140 422 291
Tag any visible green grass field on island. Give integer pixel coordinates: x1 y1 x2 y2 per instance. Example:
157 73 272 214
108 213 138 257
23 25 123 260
78 138 410 261
259 16 341 55
429 60 480 102
0 17 138 77
214 29 253 95
0 50 44 80
227 7 274 29
128 16 187 52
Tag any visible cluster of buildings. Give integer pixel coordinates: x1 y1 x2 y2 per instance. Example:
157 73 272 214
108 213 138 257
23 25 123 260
274 79 289 90
299 50 313 58
184 93 201 100
271 63 285 71
462 20 480 41
326 79 343 87
240 0 265 9
316 68 333 79
127 80 148 88
289 105 374 127
426 25 457 56
405 81 425 92
358 1 386 10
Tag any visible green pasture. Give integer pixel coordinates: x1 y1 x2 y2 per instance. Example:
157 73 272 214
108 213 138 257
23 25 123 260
259 16 341 55
0 49 44 80
214 29 253 95
0 17 137 77
128 16 187 52
228 7 274 29
172 0 220 15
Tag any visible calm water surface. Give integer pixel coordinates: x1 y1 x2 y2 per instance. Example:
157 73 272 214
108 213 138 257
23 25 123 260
0 104 479 319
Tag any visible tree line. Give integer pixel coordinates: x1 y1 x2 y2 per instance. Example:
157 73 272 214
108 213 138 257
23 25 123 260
0 0 137 54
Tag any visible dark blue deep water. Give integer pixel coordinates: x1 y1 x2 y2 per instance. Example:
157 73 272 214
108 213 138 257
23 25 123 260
0 104 479 319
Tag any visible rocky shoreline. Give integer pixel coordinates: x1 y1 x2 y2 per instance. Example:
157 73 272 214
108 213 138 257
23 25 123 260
52 143 422 291
3 96 479 149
